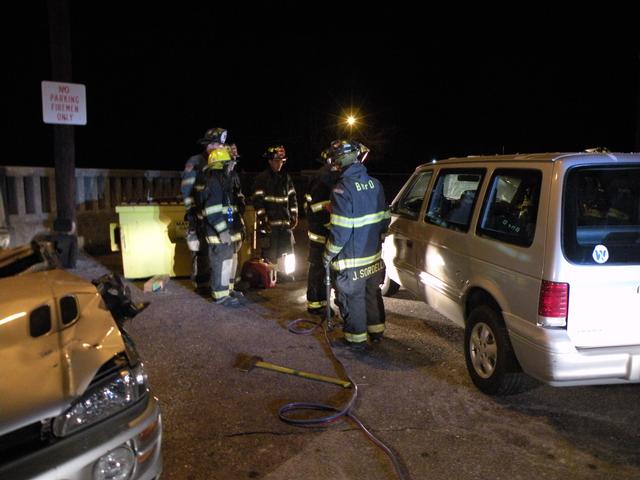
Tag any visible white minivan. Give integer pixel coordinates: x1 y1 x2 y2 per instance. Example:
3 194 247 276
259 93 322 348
381 151 640 394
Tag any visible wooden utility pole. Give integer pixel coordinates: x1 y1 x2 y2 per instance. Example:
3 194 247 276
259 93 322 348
47 0 76 225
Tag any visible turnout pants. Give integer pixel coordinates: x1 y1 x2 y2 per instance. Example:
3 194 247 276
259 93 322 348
335 261 386 344
208 242 234 300
307 242 327 310
229 239 242 291
260 227 294 263
192 232 211 291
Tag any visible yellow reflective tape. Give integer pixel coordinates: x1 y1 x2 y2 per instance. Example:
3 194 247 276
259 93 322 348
181 177 195 187
311 200 330 212
206 235 221 244
204 204 223 215
304 193 312 202
212 289 230 299
184 197 194 207
308 232 326 243
332 252 382 271
344 332 368 343
254 190 265 196
331 210 390 228
256 209 266 216
264 195 288 203
326 240 341 254
330 213 353 227
307 300 327 309
214 221 227 232
367 323 385 334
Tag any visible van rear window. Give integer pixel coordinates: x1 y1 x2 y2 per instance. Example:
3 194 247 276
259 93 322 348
563 166 640 264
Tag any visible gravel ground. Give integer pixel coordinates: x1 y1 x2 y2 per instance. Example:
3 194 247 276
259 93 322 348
72 250 640 480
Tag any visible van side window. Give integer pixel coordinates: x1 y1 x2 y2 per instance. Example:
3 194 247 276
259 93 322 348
478 169 541 247
425 169 484 232
390 171 433 219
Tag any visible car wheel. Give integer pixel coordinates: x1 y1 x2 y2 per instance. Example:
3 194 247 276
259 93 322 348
464 305 525 395
380 272 400 297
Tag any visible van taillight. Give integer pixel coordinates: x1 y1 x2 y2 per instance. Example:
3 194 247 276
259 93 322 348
537 280 569 328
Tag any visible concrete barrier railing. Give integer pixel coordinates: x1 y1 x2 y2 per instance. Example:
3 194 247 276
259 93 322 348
0 166 181 251
0 166 410 252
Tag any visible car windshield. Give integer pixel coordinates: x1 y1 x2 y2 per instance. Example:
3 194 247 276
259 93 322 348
563 165 640 264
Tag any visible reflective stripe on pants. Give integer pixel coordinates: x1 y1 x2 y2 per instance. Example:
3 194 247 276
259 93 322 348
208 242 234 299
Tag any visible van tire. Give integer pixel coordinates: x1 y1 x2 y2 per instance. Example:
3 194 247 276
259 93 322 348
380 273 400 297
464 305 524 395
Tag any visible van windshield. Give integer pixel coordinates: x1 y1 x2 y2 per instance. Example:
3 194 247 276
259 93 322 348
563 166 640 264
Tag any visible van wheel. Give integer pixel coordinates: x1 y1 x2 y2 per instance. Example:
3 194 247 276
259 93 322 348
464 305 524 395
380 272 400 297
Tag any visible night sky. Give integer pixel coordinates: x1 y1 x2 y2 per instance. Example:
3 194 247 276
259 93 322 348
3 2 639 174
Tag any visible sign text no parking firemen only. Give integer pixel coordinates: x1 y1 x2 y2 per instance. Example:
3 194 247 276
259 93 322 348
41 81 87 125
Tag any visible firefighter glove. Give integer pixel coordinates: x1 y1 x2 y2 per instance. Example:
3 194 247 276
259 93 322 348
186 231 200 252
219 230 232 244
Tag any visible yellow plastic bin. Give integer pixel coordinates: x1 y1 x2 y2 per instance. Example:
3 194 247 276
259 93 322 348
112 203 191 279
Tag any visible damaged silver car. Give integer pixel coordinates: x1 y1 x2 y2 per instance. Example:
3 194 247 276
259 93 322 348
0 252 162 479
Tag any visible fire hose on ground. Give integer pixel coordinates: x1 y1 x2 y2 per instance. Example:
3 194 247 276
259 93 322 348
241 264 412 480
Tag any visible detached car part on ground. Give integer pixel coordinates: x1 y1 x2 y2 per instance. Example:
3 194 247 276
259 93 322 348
382 152 640 395
0 263 162 479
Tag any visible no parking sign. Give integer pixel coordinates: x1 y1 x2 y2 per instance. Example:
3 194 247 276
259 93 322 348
41 80 87 125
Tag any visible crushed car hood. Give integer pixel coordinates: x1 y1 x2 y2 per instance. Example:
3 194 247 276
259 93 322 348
0 270 125 435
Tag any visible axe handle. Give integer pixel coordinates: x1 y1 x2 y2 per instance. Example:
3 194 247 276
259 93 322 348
255 360 351 388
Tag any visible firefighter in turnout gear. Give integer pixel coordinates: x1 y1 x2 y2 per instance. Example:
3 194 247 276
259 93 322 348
224 145 246 296
252 145 298 276
181 127 228 293
323 140 390 349
193 144 242 306
304 149 340 314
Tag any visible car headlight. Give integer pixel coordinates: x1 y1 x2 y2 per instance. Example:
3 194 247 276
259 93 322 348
53 363 149 437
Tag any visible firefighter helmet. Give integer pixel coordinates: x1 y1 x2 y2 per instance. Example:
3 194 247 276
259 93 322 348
318 148 332 165
262 145 287 161
329 139 368 167
198 127 228 145
208 146 232 169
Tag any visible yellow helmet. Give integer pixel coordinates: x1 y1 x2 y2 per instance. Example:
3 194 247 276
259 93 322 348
208 146 232 169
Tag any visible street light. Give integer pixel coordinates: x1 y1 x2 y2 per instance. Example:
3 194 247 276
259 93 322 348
346 115 356 137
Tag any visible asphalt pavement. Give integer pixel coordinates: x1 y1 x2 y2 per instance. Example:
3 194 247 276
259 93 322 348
72 248 640 480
